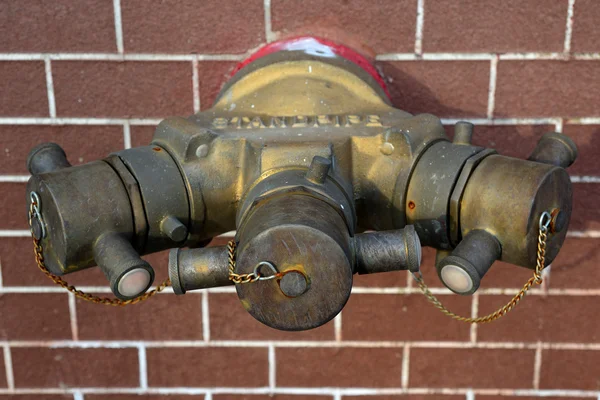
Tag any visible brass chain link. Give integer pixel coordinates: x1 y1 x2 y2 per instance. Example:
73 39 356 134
227 240 261 284
227 240 282 284
412 212 552 324
29 196 170 306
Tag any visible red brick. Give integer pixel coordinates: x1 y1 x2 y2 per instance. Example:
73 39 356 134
0 396 72 400
352 270 409 287
444 124 555 160
571 183 600 231
214 396 332 400
130 125 156 148
0 62 48 117
209 293 335 340
495 61 600 118
0 125 124 174
0 237 46 286
277 347 403 387
0 350 5 388
551 238 600 289
87 396 204 400
540 349 600 390
571 0 600 52
409 348 535 388
562 124 600 175
12 347 139 388
122 0 264 54
198 61 238 110
480 260 539 289
0 293 71 340
0 183 28 229
147 347 268 387
344 397 464 400
378 61 490 118
342 294 471 342
52 61 194 118
77 292 202 340
478 397 573 400
478 295 600 343
272 0 416 54
423 0 567 53
0 0 116 52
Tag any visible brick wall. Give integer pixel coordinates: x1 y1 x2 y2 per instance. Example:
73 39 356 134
0 0 599 399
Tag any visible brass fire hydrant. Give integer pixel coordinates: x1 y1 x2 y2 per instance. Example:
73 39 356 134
26 37 577 331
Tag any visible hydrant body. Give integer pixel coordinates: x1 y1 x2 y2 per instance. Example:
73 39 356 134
26 37 577 331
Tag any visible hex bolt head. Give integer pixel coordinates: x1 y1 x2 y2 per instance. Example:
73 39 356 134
161 215 188 242
279 271 309 297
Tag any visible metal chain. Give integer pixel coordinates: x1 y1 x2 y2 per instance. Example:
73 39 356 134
29 195 170 306
227 240 282 284
412 212 552 324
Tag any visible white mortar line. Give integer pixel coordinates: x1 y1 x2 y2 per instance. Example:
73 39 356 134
2 345 14 391
555 117 564 132
414 0 425 55
541 264 552 295
73 391 84 400
333 391 342 400
263 0 275 43
44 58 56 118
466 389 475 400
499 52 568 60
202 291 210 342
192 57 201 113
570 176 600 183
138 345 148 389
486 56 498 118
376 53 418 61
113 0 124 53
0 117 161 125
4 285 600 296
3 284 600 296
5 339 597 351
123 121 131 149
406 269 414 289
401 343 410 388
565 117 600 124
0 116 599 127
424 53 494 61
205 392 213 400
3 52 600 62
568 230 600 238
334 312 343 342
268 344 276 391
0 176 30 182
533 341 543 389
0 230 31 237
564 0 576 53
470 293 479 343
0 257 3 288
68 292 79 341
0 388 597 397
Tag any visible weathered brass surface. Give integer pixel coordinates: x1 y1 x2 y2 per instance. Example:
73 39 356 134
26 42 577 331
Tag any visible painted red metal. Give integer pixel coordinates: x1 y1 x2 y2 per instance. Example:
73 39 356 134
230 36 390 99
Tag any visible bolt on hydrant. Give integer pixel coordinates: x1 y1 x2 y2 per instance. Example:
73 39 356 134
26 37 578 331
